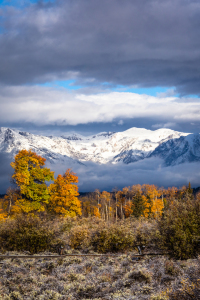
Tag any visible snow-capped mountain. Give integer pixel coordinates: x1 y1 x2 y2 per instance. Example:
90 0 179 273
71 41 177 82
150 134 200 166
0 126 199 167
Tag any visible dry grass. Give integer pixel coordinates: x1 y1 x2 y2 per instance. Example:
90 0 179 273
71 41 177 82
0 215 199 299
0 252 199 299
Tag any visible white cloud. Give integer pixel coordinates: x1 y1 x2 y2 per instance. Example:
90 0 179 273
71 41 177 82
0 85 200 127
118 120 124 125
157 88 176 98
152 122 177 129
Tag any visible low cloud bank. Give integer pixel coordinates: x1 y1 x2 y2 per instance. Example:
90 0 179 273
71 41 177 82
0 153 14 194
46 157 200 192
1 155 199 194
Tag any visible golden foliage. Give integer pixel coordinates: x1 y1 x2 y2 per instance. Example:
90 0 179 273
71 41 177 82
0 209 7 221
10 149 54 213
93 206 101 218
48 169 81 217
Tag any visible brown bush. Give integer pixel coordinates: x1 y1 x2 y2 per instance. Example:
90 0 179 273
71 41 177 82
164 260 180 276
66 217 158 253
90 223 135 253
69 225 91 249
0 215 61 254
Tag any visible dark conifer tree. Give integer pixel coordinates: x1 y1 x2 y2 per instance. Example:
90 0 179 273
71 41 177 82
132 190 146 218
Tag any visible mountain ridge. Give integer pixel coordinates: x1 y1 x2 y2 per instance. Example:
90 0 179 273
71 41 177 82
0 126 199 167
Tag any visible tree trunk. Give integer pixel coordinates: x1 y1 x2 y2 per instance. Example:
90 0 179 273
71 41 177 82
105 205 108 221
116 198 118 222
121 203 124 220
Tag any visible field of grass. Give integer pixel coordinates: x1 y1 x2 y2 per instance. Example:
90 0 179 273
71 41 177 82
0 251 199 299
0 194 199 300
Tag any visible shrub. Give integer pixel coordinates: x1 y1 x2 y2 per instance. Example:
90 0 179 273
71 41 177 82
64 217 158 253
158 198 200 259
164 260 180 276
126 267 152 283
77 284 99 298
69 225 90 249
91 223 135 253
168 278 200 300
0 215 60 254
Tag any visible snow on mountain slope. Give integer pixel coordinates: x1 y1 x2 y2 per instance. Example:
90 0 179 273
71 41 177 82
150 133 200 166
0 127 77 165
0 126 194 166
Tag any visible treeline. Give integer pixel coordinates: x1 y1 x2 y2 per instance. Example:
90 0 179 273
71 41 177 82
80 183 195 220
0 148 197 221
0 149 200 260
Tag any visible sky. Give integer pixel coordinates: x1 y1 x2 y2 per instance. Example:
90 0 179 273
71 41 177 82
1 0 200 191
0 0 200 136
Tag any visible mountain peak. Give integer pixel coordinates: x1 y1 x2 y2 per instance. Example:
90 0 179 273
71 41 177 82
0 126 198 167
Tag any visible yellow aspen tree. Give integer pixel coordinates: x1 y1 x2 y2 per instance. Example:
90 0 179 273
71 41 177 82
122 186 129 207
10 149 54 213
131 184 142 197
2 188 21 217
100 191 111 221
95 189 101 215
48 169 81 217
122 186 133 218
124 201 133 217
112 187 119 222
93 206 101 218
143 184 163 218
143 200 150 217
166 186 178 201
0 210 7 221
0 199 7 220
82 198 92 217
151 197 164 218
116 191 125 219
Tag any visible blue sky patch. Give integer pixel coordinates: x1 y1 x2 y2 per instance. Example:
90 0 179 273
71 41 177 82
38 80 84 90
0 0 55 7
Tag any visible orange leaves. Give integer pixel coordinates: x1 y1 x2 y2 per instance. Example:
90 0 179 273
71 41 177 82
114 184 164 219
124 201 133 218
93 207 101 218
0 209 7 221
48 169 81 217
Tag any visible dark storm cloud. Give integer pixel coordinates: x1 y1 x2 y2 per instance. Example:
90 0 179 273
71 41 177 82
46 158 200 192
0 153 13 194
1 152 200 194
1 0 200 94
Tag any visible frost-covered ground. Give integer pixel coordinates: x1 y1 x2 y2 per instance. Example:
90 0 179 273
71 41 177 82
0 251 199 300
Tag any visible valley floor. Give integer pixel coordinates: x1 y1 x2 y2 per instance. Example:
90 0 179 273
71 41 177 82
0 251 199 300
